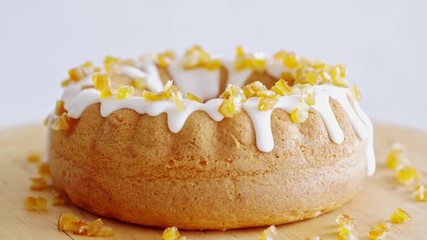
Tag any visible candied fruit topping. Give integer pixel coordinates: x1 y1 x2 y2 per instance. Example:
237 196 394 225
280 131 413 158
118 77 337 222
115 86 135 99
30 177 49 191
27 153 41 163
350 85 361 101
396 165 418 185
182 45 221 70
104 56 120 72
271 79 292 96
186 93 202 103
219 84 246 117
24 196 47 211
290 103 309 124
61 79 72 87
389 208 411 224
336 214 358 240
162 227 186 240
368 221 392 240
386 143 405 170
92 73 111 90
258 94 279 111
51 113 75 131
55 100 66 116
234 46 266 72
274 50 300 69
132 77 147 91
143 90 168 101
57 213 113 237
155 50 176 67
414 184 427 202
38 163 50 177
242 81 268 98
259 225 277 240
142 81 186 110
68 61 96 82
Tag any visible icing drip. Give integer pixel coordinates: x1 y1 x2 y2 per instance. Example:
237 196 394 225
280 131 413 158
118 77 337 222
167 60 221 101
222 60 252 87
58 59 375 176
242 99 275 152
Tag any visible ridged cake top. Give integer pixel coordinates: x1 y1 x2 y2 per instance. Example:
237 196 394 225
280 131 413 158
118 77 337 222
49 46 375 175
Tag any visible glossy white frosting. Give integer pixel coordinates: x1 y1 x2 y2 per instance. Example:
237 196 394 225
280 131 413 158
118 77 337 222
167 60 221 101
56 58 375 176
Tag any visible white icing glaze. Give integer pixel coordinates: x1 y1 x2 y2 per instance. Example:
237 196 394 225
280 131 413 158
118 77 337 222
167 60 221 101
58 60 375 176
139 64 164 92
222 60 253 87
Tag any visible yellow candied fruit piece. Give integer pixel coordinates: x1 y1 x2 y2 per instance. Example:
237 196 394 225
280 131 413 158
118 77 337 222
242 81 268 98
30 177 49 191
290 104 309 123
61 79 72 87
55 100 66 116
68 61 94 81
304 70 321 85
162 226 186 240
297 85 316 106
386 143 404 170
414 184 427 202
182 45 221 70
259 225 277 240
396 166 418 185
57 213 113 237
205 59 222 70
234 47 266 72
219 84 246 100
143 91 168 101
368 221 392 240
104 56 119 72
51 113 74 131
219 99 236 118
258 94 279 111
390 208 411 224
115 86 134 99
38 163 50 177
156 50 176 67
172 91 186 111
57 213 83 232
164 81 180 99
350 85 361 101
310 60 327 70
24 196 47 211
336 214 358 240
44 114 51 126
99 88 114 99
243 85 257 98
235 46 245 57
283 53 299 69
271 79 292 96
92 74 111 90
186 93 202 103
27 152 41 163
132 78 147 91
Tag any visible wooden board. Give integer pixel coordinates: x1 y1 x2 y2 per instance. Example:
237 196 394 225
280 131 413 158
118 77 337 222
0 123 426 240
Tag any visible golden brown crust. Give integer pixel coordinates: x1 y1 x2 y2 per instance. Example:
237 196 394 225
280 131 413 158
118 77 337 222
49 97 367 230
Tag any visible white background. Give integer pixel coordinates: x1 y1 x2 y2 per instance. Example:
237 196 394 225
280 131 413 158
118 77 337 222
1 0 426 130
